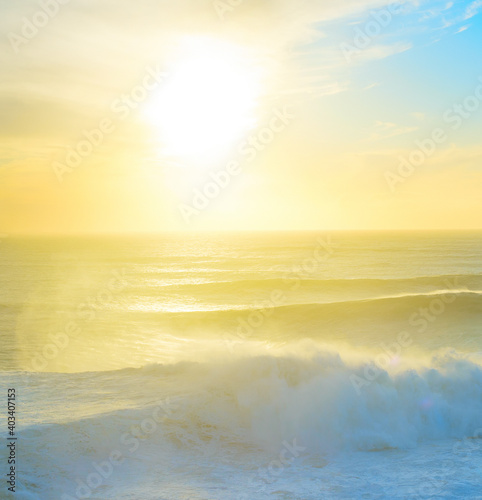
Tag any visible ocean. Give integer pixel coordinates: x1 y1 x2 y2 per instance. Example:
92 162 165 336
1 231 482 499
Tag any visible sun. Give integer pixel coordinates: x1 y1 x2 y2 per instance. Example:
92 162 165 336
143 37 263 163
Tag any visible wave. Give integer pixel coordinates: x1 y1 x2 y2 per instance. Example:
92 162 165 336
132 273 482 291
14 344 482 498
19 346 482 459
150 289 482 327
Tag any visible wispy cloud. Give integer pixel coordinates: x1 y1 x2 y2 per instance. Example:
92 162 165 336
363 82 381 91
455 25 470 33
435 0 482 29
465 0 482 19
369 121 419 141
354 42 413 63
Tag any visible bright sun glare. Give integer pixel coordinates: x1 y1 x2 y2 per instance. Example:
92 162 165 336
144 38 263 162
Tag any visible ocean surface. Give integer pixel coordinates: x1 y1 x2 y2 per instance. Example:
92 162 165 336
1 231 482 499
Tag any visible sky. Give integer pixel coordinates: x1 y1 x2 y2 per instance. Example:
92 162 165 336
0 0 481 234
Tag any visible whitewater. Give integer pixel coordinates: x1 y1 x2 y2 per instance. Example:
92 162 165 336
1 231 481 499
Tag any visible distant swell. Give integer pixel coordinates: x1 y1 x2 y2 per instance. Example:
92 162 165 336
148 290 482 330
136 273 482 292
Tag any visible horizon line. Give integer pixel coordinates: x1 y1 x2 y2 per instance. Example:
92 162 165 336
2 228 482 237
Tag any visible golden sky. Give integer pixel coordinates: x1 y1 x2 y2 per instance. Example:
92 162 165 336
1 0 481 233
